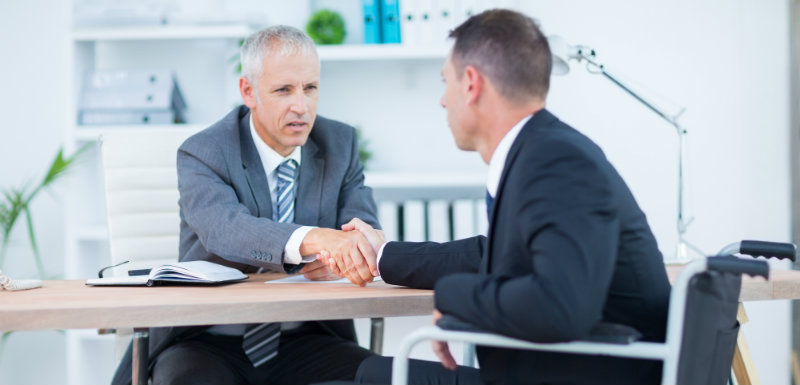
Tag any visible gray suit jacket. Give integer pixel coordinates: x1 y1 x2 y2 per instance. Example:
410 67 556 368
111 105 380 385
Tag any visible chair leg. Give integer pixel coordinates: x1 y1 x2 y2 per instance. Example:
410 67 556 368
370 317 384 354
732 303 760 385
132 328 149 385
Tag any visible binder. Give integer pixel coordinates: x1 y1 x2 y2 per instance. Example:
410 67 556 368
363 0 382 44
457 0 479 25
402 200 426 241
84 69 174 90
377 201 400 242
81 88 174 110
399 0 419 47
80 110 175 125
427 200 451 242
380 0 401 44
475 198 489 236
452 199 476 240
435 0 457 45
416 0 435 46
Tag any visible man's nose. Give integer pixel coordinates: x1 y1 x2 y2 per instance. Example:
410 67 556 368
290 92 308 114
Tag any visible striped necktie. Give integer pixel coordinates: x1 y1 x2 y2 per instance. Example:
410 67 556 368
243 159 298 367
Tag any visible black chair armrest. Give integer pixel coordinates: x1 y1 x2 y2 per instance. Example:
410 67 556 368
436 316 641 345
582 322 642 345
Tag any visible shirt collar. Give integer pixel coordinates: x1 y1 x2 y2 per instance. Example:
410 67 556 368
486 115 532 197
249 112 302 174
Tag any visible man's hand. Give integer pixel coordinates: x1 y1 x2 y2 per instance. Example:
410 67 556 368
341 218 386 254
298 259 340 281
432 309 457 371
301 228 377 286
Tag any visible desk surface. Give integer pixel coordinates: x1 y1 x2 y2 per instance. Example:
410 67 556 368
666 265 800 302
0 274 433 331
3 267 799 332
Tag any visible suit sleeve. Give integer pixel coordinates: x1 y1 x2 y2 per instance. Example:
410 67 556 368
177 136 299 272
379 236 485 289
434 138 620 342
335 129 380 229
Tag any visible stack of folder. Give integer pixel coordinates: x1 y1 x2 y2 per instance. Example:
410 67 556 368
79 69 186 126
363 0 489 47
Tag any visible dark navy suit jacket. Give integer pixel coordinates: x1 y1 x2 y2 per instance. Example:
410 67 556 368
380 109 671 384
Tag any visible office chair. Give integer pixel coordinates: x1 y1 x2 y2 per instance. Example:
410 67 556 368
392 240 797 385
99 127 200 359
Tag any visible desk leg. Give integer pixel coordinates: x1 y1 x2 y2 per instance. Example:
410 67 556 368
370 318 384 354
732 303 760 385
132 328 149 385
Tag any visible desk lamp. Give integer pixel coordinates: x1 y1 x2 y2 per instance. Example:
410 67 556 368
548 35 702 263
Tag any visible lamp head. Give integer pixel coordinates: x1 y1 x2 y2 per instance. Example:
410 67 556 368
547 35 572 75
548 35 597 76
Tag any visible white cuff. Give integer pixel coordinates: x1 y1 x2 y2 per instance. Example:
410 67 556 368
284 226 316 264
376 241 390 275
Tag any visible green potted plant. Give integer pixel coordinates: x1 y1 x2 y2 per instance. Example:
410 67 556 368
306 9 347 45
0 145 89 280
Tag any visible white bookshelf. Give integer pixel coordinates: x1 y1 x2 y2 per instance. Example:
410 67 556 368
317 44 448 61
72 24 253 41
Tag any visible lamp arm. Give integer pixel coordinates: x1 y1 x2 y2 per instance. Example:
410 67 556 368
575 49 686 135
572 47 702 260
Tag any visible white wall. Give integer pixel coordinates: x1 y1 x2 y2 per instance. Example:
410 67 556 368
0 1 71 384
521 1 792 384
0 0 792 384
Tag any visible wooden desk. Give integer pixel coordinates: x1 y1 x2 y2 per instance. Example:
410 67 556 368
0 274 434 385
666 266 800 301
0 274 433 331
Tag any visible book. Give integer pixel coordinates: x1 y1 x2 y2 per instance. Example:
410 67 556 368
85 260 248 286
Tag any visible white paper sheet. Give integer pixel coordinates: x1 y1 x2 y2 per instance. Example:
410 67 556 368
265 275 383 284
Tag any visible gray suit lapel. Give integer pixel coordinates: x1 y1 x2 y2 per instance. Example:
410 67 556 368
239 113 273 220
295 138 324 226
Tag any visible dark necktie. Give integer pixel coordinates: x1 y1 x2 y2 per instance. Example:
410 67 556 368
485 190 494 220
242 159 297 367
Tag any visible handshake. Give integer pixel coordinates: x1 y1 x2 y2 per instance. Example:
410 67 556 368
299 218 385 286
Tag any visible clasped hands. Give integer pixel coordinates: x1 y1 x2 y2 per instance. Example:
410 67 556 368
301 218 384 286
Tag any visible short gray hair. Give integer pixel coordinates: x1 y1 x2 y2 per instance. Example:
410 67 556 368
240 25 318 86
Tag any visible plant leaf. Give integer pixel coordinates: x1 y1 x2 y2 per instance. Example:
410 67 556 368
23 207 47 279
28 144 91 204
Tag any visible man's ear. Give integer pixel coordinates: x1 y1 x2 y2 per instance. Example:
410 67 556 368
462 65 483 106
239 76 257 108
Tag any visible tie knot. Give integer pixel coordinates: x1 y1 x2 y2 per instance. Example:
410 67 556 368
277 159 298 180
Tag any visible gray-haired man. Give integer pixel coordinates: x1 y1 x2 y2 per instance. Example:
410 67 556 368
111 25 381 385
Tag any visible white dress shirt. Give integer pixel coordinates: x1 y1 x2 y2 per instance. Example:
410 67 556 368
249 114 316 265
376 114 533 273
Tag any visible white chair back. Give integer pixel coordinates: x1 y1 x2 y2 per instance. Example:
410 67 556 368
100 128 199 276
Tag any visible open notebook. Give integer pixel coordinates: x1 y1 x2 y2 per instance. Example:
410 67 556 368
86 260 248 286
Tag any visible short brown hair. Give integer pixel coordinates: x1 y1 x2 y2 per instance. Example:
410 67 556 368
449 9 551 102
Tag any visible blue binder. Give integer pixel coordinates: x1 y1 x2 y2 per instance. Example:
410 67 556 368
380 0 401 43
363 0 382 44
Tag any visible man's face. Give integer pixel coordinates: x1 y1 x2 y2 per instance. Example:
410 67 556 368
243 50 320 156
440 55 475 151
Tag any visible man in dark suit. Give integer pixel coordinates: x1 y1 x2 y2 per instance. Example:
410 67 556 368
112 25 381 385
329 9 672 385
